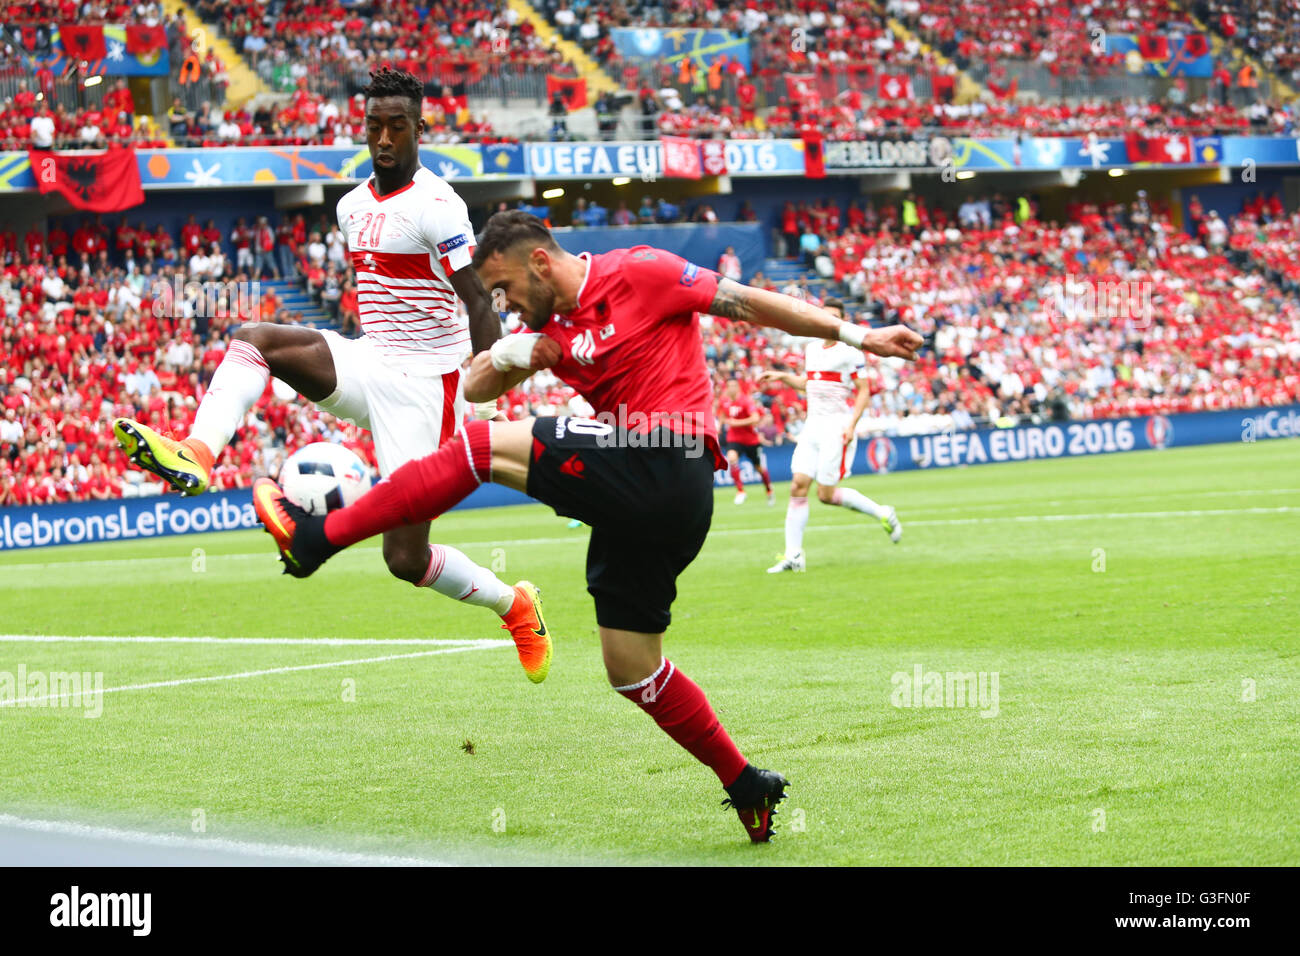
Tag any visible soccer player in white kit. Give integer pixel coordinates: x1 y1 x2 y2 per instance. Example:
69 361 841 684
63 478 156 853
113 68 553 682
762 299 902 573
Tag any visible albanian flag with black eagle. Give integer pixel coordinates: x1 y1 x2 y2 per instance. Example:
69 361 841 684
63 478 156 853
59 24 107 61
28 145 145 212
546 75 588 112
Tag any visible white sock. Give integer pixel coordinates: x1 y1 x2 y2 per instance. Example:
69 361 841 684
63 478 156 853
832 486 888 519
190 340 270 454
784 496 809 556
418 544 515 615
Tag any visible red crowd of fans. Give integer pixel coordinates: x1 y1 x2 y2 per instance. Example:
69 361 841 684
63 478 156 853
0 214 376 507
199 0 576 89
504 191 1300 439
1201 0 1300 85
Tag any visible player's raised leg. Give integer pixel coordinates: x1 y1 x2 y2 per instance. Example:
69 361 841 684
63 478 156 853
253 418 516 575
116 324 336 495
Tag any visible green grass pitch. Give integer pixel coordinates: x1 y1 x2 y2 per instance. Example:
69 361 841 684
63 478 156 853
1 440 1296 865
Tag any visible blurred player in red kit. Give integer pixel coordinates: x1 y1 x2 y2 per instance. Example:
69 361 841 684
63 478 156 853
719 377 773 505
253 211 923 842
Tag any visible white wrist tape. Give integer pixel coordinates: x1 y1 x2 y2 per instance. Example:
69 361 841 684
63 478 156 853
472 401 500 420
837 322 867 349
489 333 544 372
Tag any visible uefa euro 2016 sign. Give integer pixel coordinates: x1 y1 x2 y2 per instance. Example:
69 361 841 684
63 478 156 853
861 406 1299 474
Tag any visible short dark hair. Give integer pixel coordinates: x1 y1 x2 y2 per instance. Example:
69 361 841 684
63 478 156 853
472 211 559 269
822 298 845 314
362 67 423 117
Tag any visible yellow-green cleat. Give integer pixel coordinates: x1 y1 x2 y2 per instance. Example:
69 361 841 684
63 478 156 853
113 418 211 496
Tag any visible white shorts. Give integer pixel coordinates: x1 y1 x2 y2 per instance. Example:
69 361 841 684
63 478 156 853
316 330 464 477
791 420 856 487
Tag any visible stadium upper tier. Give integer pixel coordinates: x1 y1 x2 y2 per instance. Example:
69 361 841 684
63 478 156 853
2 192 1298 505
192 0 580 89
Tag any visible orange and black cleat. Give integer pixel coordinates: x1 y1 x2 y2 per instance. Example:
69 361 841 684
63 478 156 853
499 580 553 683
252 478 338 578
723 765 790 843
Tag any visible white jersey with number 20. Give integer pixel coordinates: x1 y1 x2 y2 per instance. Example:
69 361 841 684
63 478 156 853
336 166 476 373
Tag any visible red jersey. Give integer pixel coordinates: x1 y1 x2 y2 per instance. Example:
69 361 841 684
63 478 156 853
537 247 723 464
722 394 760 445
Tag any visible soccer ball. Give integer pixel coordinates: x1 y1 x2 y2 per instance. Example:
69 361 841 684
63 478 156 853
280 442 372 515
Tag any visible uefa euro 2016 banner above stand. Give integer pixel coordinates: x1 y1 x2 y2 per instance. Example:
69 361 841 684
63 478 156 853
0 137 1297 192
3 407 1297 550
608 28 751 73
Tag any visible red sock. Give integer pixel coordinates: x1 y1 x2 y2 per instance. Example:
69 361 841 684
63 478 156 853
324 420 492 548
760 468 772 493
616 659 748 787
730 464 744 492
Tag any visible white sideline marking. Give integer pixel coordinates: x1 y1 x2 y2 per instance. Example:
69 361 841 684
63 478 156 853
0 635 506 647
903 486 1300 515
0 814 450 867
0 643 511 708
0 504 1296 571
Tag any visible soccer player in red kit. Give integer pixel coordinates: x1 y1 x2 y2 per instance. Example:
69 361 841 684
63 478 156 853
719 377 773 505
253 211 923 841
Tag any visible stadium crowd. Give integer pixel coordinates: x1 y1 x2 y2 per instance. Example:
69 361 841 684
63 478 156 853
0 76 513 150
504 188 1300 441
196 0 578 92
1198 0 1300 88
3 187 1299 506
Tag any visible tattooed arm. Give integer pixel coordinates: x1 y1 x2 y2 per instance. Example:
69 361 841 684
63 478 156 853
706 278 922 360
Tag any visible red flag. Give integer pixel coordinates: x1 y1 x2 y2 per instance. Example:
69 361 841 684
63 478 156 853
19 26 38 51
784 72 818 105
125 25 168 55
1124 133 1194 164
700 139 728 177
1138 34 1169 60
546 75 587 112
845 63 875 90
986 76 1019 100
876 73 913 100
801 129 825 179
931 72 955 102
660 136 701 179
29 145 145 212
1183 33 1209 58
60 24 107 61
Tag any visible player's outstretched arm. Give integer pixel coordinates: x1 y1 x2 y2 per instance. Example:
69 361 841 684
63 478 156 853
759 369 807 390
707 278 923 360
462 333 562 402
450 265 503 355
